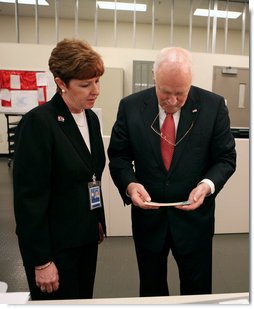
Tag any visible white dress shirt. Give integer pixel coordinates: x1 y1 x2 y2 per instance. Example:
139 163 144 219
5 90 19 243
72 111 91 153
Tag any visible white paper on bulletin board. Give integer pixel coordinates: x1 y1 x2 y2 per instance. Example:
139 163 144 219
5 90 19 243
10 90 38 113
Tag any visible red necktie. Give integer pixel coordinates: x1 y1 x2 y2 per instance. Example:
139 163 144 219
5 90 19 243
161 113 175 170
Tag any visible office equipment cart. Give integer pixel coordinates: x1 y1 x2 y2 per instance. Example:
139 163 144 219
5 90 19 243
5 113 23 167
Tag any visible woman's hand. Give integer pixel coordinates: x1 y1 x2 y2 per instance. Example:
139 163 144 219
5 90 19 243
35 261 59 293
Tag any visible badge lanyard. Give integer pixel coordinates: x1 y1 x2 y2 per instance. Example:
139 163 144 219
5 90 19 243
88 174 102 210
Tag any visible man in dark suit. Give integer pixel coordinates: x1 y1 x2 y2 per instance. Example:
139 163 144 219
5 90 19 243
107 47 236 297
13 39 106 300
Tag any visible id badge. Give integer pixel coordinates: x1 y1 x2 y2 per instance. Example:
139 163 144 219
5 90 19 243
88 174 102 210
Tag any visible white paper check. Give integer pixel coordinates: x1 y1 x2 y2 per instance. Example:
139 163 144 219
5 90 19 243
144 201 191 207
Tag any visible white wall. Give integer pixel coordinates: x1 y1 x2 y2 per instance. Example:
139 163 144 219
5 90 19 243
0 16 249 55
0 43 249 154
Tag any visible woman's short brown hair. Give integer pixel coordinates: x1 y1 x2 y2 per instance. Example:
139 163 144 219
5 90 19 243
48 38 104 92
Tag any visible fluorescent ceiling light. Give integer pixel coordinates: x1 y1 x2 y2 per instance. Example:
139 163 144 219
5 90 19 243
0 0 49 5
97 1 147 12
194 8 241 19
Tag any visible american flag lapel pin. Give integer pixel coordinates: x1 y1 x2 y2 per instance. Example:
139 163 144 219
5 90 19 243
57 115 65 122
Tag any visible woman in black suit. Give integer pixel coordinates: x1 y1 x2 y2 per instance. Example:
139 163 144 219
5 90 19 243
13 38 106 300
108 47 236 297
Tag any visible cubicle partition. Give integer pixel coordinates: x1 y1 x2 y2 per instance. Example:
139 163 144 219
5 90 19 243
102 137 249 236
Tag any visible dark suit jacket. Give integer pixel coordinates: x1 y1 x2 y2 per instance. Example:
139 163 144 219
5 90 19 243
13 92 106 266
108 86 236 254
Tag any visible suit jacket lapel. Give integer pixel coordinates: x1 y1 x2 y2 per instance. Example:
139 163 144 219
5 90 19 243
170 87 200 172
52 94 93 169
85 109 102 163
142 88 164 168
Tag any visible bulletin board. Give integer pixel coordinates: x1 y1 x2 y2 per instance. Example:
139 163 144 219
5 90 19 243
0 69 55 114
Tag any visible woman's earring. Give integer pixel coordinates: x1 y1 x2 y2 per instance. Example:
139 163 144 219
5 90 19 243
61 89 66 93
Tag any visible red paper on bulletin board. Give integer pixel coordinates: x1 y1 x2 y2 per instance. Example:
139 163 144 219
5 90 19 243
0 70 50 114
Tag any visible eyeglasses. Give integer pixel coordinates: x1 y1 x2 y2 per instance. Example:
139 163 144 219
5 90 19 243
150 112 194 147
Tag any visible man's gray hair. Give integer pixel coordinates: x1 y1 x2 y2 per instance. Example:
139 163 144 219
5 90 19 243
153 47 193 77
